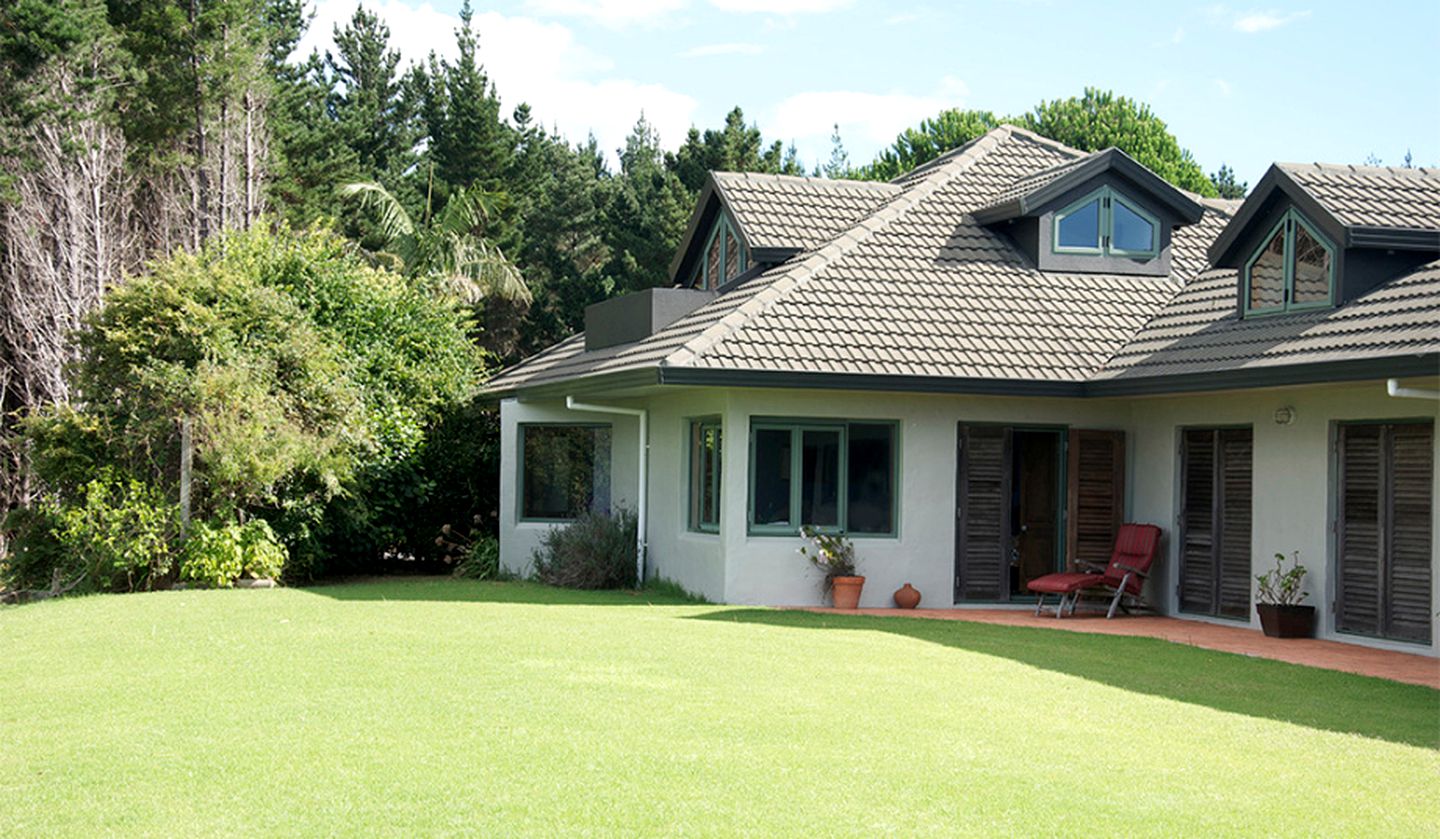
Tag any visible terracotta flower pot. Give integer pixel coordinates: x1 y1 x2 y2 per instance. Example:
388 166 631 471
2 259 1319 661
1257 603 1316 638
831 576 865 609
893 582 921 609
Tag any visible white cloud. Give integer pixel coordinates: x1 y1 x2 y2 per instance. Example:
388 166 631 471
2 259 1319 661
767 76 969 165
295 1 698 162
709 0 853 13
1232 9 1311 33
678 42 764 57
524 0 686 28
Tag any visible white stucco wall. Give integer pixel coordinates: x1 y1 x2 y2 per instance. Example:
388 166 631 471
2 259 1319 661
498 399 641 578
498 377 1438 655
1125 378 1440 654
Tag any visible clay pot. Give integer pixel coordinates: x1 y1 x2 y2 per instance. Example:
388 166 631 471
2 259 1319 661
893 582 921 609
831 576 865 609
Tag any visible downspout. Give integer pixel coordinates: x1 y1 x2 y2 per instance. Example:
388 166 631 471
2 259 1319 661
1386 379 1440 400
565 396 648 586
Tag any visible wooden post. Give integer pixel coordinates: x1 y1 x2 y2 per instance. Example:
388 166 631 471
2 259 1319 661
179 417 193 534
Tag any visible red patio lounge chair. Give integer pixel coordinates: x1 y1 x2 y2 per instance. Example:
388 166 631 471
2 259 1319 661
1027 523 1161 619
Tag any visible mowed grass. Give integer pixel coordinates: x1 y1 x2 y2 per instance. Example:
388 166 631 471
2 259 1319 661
1 579 1437 837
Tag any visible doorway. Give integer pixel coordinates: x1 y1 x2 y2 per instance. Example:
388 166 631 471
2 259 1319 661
954 425 1065 602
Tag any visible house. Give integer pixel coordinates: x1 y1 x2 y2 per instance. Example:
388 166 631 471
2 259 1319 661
484 126 1440 655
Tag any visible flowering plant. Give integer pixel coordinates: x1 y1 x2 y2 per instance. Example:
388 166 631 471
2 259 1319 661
797 526 857 591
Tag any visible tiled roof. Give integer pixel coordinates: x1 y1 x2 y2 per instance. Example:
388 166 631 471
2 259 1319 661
973 153 1096 214
712 172 899 252
487 128 1436 397
1280 162 1440 230
1097 261 1440 380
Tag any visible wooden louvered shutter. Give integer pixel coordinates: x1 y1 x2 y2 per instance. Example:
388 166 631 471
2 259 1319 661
1178 428 1252 618
1337 422 1433 643
1179 430 1218 614
1216 429 1253 619
955 425 1010 601
1337 425 1383 636
1385 423 1432 643
1066 429 1125 569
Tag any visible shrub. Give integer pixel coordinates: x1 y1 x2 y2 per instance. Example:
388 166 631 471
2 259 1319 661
50 474 179 592
531 509 637 590
180 519 288 588
436 514 501 580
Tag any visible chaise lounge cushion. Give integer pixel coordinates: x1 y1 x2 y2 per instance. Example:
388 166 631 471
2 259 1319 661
1026 571 1106 595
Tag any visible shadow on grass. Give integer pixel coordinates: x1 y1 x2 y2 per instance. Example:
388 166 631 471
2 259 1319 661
691 608 1440 750
303 576 705 607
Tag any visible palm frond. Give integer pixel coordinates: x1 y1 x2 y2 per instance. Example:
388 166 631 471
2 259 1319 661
437 186 504 237
444 234 531 304
338 182 416 245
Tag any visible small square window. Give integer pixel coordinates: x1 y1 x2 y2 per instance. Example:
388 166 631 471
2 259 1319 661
520 425 611 520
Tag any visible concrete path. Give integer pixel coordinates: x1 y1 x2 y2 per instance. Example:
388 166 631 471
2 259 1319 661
798 606 1440 689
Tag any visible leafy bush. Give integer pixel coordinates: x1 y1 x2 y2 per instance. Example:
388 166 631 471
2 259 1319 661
43 474 179 592
180 519 288 588
11 222 484 587
531 509 637 590
436 514 501 580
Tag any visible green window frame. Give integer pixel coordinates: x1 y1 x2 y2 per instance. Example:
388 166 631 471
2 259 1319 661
518 423 612 523
747 419 899 537
694 213 748 289
688 418 722 533
1242 208 1336 316
1052 186 1160 258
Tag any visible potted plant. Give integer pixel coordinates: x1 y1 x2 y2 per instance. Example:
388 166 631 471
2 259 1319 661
1255 551 1316 638
798 526 864 609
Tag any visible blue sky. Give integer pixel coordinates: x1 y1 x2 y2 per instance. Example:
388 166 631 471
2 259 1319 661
297 1 1440 185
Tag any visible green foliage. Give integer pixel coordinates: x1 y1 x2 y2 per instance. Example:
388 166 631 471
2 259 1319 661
1256 551 1309 606
16 223 481 583
1210 163 1248 199
856 109 1005 181
50 473 179 592
435 514 501 580
531 508 638 590
666 106 804 193
1018 89 1218 197
856 91 1222 198
797 526 858 591
180 518 287 588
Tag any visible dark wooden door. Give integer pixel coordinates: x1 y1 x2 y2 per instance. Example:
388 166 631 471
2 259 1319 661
1066 429 1125 570
1178 428 1253 619
1337 422 1433 644
1015 433 1059 591
955 425 1010 602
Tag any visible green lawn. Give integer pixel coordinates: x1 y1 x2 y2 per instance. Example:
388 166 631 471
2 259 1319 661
2 579 1436 837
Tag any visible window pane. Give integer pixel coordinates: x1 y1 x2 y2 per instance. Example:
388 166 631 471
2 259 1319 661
724 229 740 281
522 426 611 519
705 229 721 289
847 424 895 534
752 429 792 526
1056 198 1101 249
1247 225 1286 310
690 422 721 529
1291 222 1331 304
800 429 841 527
1111 199 1155 252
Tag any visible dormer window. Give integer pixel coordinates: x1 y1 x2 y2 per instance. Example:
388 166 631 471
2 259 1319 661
1053 187 1159 258
695 214 747 289
1243 208 1335 316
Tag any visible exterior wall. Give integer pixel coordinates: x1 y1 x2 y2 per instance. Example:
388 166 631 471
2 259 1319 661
716 388 1131 608
498 398 641 579
497 377 1437 656
1126 378 1440 655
